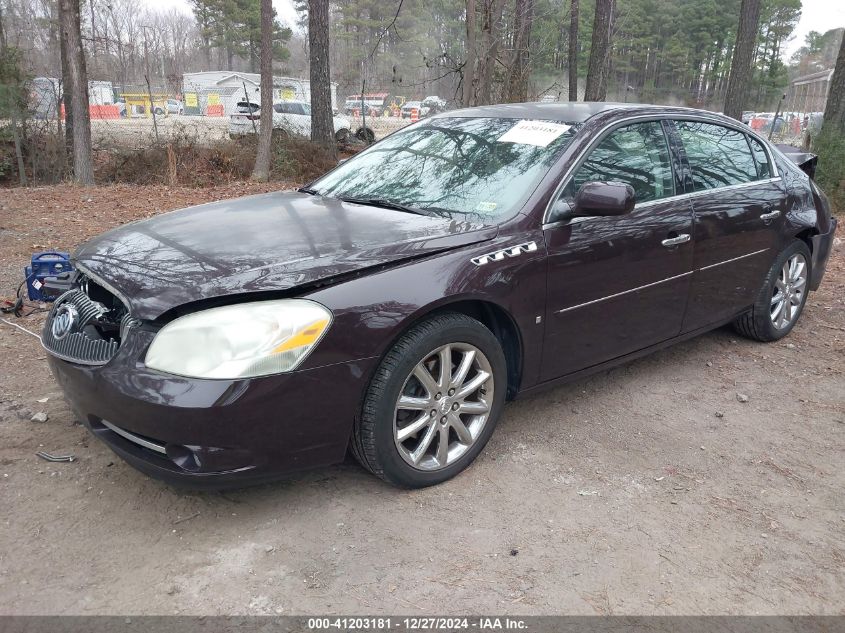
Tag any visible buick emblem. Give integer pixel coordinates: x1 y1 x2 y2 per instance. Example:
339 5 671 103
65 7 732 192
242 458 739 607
52 303 79 340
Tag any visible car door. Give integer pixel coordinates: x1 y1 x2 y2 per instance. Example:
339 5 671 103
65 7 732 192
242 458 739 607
671 120 787 332
291 103 312 137
541 120 695 381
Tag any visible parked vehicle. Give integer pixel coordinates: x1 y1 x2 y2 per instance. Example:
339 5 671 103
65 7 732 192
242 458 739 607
166 99 184 115
401 100 430 118
152 99 183 116
229 100 352 142
43 103 836 489
422 95 447 113
344 93 390 116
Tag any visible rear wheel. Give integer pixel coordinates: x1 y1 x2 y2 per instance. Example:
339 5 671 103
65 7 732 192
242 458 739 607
734 240 811 341
355 126 375 143
351 312 506 488
335 128 350 144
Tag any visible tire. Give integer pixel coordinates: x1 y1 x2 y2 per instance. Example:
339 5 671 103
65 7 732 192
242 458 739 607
351 312 507 488
355 126 375 143
271 127 290 141
335 128 350 144
154 107 164 115
733 240 811 342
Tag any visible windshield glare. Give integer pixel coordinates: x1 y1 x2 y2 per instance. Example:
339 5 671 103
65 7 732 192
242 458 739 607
312 117 579 219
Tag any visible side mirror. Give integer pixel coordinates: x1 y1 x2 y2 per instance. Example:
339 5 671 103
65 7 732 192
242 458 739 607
549 182 635 223
574 182 635 217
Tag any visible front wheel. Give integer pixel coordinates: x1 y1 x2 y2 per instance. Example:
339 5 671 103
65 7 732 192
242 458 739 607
351 313 507 488
335 128 350 144
734 240 811 341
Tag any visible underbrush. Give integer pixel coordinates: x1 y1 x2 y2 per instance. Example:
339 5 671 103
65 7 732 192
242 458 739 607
1 127 351 188
95 134 257 186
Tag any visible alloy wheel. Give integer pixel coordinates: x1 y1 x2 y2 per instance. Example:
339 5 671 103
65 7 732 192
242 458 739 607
393 343 494 471
771 252 808 329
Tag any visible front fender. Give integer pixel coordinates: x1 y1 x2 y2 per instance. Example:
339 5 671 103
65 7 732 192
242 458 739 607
300 231 548 392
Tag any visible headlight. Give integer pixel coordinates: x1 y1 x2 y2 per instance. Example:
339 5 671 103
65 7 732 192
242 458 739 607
145 299 332 379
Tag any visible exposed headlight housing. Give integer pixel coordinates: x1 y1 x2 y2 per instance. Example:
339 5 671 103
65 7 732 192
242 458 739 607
145 299 332 379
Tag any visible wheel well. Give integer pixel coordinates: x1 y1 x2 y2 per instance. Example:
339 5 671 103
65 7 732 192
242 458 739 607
431 300 523 400
794 228 815 254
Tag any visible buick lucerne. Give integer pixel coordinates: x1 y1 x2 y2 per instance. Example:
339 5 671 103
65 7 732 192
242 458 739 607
43 103 837 488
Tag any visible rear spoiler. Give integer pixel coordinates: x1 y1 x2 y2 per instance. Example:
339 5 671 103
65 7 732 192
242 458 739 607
775 144 818 179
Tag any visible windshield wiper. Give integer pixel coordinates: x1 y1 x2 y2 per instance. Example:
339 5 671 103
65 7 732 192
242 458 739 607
298 187 319 195
338 196 430 216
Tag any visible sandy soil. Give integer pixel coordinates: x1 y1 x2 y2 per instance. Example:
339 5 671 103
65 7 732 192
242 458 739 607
0 184 843 615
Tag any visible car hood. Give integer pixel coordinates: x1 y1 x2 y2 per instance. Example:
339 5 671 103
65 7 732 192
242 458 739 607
74 191 497 320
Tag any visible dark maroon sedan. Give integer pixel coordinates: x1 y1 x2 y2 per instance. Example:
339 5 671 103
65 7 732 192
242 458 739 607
44 103 837 488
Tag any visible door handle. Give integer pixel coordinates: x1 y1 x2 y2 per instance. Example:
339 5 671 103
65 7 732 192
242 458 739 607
760 210 781 221
661 233 691 247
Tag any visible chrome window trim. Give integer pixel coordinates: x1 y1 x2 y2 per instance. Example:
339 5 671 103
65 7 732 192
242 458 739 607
100 419 167 454
542 112 781 226
542 177 783 231
683 176 782 201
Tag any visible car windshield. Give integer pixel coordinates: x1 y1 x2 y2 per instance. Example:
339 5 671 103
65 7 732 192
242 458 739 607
311 117 579 219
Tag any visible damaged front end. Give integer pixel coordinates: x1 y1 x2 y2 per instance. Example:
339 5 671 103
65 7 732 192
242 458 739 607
41 270 137 365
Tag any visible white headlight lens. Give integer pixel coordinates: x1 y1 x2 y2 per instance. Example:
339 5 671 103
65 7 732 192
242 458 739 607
145 299 332 379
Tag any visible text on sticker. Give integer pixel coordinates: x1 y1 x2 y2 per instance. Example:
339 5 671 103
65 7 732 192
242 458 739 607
497 120 571 147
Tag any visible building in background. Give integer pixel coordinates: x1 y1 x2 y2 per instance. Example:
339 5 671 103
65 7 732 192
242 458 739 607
786 68 834 116
181 71 339 116
30 78 116 119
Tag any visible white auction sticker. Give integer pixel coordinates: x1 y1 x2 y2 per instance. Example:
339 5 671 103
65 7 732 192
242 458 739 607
497 120 571 147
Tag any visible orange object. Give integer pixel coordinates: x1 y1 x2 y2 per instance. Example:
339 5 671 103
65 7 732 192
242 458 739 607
89 104 120 120
207 104 225 117
410 108 419 122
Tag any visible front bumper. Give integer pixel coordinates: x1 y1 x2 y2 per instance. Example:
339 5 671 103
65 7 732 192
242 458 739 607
48 327 376 488
810 216 837 291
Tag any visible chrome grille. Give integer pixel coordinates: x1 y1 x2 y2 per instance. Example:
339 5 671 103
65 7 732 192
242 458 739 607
42 287 125 366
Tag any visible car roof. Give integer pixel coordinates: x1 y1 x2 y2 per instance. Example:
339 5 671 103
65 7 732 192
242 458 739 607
433 102 738 125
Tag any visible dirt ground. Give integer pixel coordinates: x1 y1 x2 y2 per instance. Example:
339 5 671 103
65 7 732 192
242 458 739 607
0 184 843 616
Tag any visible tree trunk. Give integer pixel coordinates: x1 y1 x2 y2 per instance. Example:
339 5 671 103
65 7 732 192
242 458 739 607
462 0 478 107
821 32 845 134
58 0 93 185
58 6 73 174
583 0 614 101
477 0 506 105
568 0 579 101
252 0 273 181
504 0 534 102
723 0 762 120
309 0 335 153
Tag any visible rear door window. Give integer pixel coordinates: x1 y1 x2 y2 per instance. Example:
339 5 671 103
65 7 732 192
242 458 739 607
675 121 758 190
